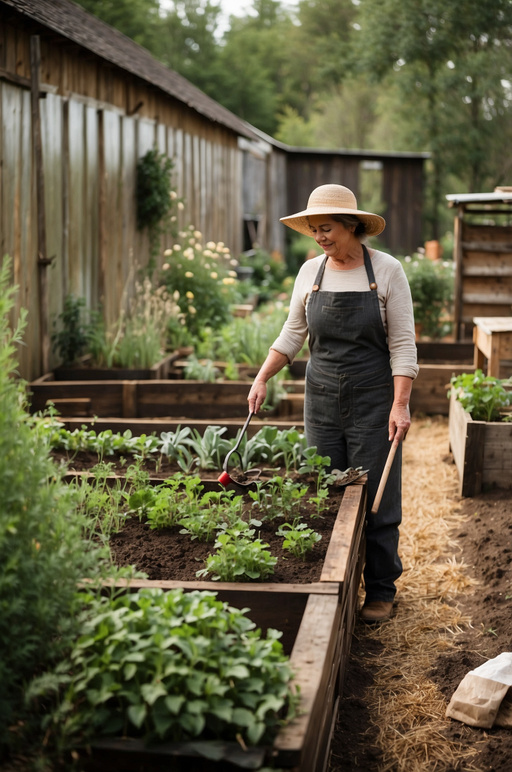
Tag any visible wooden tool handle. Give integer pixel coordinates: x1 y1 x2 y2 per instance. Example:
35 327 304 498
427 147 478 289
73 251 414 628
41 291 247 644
371 439 399 515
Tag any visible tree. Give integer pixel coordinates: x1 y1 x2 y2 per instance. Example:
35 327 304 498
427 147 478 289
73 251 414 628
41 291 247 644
157 0 223 96
74 0 162 52
353 0 512 238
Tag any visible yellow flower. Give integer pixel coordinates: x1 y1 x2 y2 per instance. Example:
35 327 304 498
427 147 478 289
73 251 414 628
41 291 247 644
173 244 181 251
189 306 197 314
162 263 170 270
228 270 237 278
164 248 173 256
177 201 185 210
206 241 216 250
186 290 194 298
194 230 202 240
210 272 218 279
222 277 236 285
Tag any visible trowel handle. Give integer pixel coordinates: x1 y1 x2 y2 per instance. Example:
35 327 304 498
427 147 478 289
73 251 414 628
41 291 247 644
371 439 399 515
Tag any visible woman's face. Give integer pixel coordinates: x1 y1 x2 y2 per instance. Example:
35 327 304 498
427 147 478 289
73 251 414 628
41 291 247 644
307 215 356 260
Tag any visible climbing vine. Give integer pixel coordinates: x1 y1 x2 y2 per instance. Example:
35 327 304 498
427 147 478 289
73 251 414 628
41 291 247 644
136 147 181 267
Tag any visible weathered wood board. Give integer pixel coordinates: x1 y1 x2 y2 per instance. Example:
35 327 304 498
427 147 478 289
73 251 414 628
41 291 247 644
448 389 512 496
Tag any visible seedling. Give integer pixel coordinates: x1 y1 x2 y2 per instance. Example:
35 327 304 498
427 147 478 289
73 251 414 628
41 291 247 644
277 522 322 559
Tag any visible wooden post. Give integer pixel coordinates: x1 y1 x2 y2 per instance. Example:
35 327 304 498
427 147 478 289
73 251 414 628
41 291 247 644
30 35 51 374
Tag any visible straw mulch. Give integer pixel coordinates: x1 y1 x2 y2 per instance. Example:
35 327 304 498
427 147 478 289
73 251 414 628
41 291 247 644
330 416 489 772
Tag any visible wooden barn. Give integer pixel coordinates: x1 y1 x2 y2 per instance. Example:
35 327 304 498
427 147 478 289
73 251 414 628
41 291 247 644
0 0 428 380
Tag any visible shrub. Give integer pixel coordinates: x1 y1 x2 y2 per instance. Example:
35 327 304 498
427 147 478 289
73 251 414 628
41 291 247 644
0 258 109 755
400 254 454 339
160 226 241 336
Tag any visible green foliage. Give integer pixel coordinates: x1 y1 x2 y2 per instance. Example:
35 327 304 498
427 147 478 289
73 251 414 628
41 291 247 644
28 588 298 747
277 522 322 559
0 259 109 751
450 370 512 422
44 419 330 476
197 525 277 582
248 476 309 522
238 249 289 298
136 148 180 261
51 294 95 366
400 255 454 339
74 0 161 51
89 277 182 369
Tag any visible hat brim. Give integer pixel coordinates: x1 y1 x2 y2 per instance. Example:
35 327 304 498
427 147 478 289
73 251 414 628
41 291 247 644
280 206 386 238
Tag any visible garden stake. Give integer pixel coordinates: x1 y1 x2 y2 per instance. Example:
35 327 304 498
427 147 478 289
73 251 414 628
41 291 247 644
371 437 399 515
218 412 261 488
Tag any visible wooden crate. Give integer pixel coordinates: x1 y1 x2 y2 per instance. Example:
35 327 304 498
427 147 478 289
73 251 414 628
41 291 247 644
448 389 512 496
79 482 367 771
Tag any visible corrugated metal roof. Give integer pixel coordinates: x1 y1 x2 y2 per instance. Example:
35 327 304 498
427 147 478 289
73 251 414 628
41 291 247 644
446 191 512 205
2 0 261 141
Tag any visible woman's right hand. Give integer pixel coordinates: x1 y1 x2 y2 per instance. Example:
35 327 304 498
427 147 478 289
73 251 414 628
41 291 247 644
248 380 267 415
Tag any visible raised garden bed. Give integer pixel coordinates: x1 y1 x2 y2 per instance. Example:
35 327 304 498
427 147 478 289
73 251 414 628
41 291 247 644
52 352 180 381
28 379 274 420
75 470 367 771
81 589 345 772
448 388 512 496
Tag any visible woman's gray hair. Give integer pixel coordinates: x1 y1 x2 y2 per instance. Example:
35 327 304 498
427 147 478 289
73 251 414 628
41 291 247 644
331 213 367 240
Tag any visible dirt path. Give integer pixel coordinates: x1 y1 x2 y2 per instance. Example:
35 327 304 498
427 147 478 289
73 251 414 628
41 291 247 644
329 415 512 772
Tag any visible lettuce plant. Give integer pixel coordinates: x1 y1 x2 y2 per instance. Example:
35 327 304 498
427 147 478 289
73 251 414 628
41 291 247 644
28 589 299 748
450 370 512 421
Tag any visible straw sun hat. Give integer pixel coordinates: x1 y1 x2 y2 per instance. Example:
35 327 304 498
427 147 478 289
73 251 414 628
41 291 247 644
280 184 386 237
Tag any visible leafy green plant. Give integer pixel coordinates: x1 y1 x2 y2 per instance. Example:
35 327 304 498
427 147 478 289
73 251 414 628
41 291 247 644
197 525 277 581
88 277 182 369
69 463 130 542
28 588 299 748
400 255 454 339
158 426 195 471
51 294 95 366
0 258 111 751
277 522 322 559
450 369 512 421
178 491 244 542
136 147 182 263
183 425 232 471
183 355 220 382
248 476 309 522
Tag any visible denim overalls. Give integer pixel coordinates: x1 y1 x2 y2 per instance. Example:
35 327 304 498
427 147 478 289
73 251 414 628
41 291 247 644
304 247 402 602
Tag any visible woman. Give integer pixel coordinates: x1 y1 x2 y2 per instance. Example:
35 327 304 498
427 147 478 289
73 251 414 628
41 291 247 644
248 184 418 623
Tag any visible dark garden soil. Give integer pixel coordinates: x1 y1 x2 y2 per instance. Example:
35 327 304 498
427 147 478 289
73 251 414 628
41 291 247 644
51 449 348 585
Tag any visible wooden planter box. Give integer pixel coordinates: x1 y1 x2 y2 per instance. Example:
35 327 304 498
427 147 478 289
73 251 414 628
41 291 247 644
53 352 180 381
448 389 512 496
80 482 367 772
28 379 274 420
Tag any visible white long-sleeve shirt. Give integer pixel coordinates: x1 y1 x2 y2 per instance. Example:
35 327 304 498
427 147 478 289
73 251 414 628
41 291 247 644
271 250 419 380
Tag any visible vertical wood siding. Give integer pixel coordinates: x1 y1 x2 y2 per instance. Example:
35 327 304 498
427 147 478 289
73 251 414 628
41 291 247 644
1 81 246 380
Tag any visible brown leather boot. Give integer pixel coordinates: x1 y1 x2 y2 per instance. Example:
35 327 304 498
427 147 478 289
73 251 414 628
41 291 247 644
360 600 393 623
